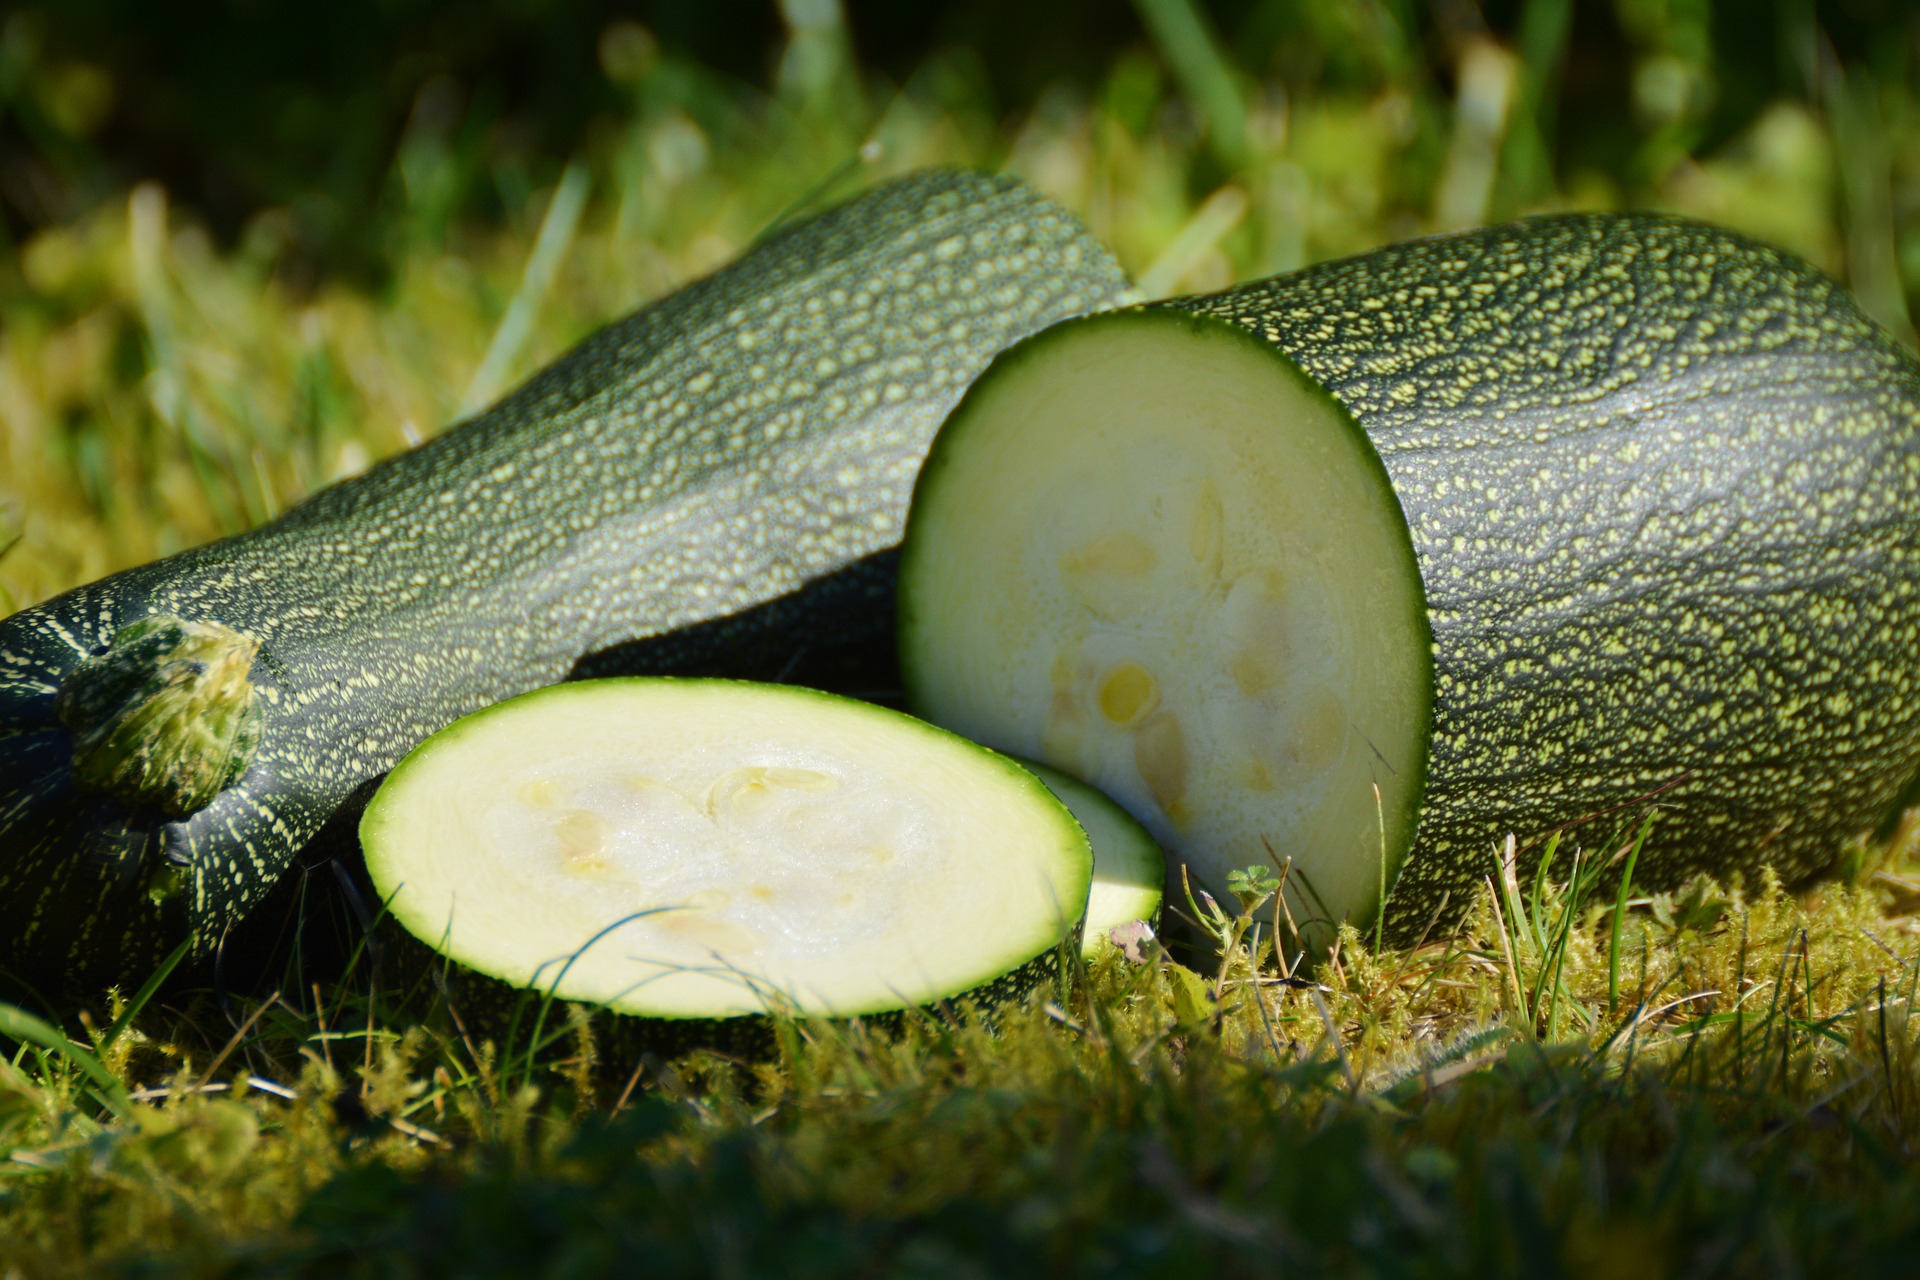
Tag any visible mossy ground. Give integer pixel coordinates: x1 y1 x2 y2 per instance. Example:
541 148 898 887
5 852 1920 1276
5 3 1920 1274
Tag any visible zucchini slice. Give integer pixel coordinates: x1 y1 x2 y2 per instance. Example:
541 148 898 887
361 679 1091 1020
903 312 1427 936
902 215 1920 943
1014 759 1164 957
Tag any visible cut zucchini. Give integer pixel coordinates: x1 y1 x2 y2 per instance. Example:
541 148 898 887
360 678 1090 1021
902 215 1920 946
902 312 1427 935
1016 758 1165 956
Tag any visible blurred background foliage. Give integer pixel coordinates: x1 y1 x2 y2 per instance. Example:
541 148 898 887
1 0 1918 612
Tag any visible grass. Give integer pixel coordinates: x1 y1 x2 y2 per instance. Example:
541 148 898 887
5 0 1920 1273
4 848 1920 1275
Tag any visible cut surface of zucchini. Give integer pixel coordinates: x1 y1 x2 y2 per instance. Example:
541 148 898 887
361 679 1091 1020
901 313 1430 931
1016 758 1165 955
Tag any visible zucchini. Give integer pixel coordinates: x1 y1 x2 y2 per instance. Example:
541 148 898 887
0 170 1131 991
900 214 1920 943
1016 758 1164 957
360 678 1091 1023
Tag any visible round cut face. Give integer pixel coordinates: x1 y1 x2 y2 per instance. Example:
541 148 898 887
902 313 1430 935
362 679 1090 1018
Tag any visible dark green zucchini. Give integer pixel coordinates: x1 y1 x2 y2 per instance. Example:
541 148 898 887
900 214 1920 943
0 170 1132 992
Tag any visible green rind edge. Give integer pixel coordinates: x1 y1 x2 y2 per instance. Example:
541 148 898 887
1009 756 1166 950
359 676 1093 1023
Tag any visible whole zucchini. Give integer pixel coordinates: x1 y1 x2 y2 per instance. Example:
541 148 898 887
0 170 1132 992
900 214 1920 943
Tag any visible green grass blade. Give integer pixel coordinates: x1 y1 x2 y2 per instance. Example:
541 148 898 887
1607 815 1652 1013
1538 845 1583 1040
1131 0 1249 169
0 1003 131 1118
1828 66 1917 349
1500 0 1574 206
1527 829 1559 955
753 144 881 246
519 906 682 1090
460 160 591 413
1373 781 1388 956
98 932 196 1055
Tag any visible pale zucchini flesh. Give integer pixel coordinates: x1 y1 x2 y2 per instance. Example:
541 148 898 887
361 679 1092 1020
901 313 1430 933
1015 757 1165 955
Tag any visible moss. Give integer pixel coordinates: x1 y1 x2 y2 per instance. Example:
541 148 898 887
1 859 1918 1274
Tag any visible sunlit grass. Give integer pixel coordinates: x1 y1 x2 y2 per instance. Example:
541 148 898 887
2 851 1918 1272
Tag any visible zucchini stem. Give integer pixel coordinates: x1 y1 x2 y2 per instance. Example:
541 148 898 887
55 614 263 818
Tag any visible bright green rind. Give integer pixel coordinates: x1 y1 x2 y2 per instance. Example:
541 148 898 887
1013 757 1166 956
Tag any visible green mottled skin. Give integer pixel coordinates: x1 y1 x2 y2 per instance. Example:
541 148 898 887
1170 214 1920 938
0 170 1132 991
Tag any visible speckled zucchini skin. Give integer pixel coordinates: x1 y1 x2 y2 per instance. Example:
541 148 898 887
1171 214 1920 940
0 170 1132 992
